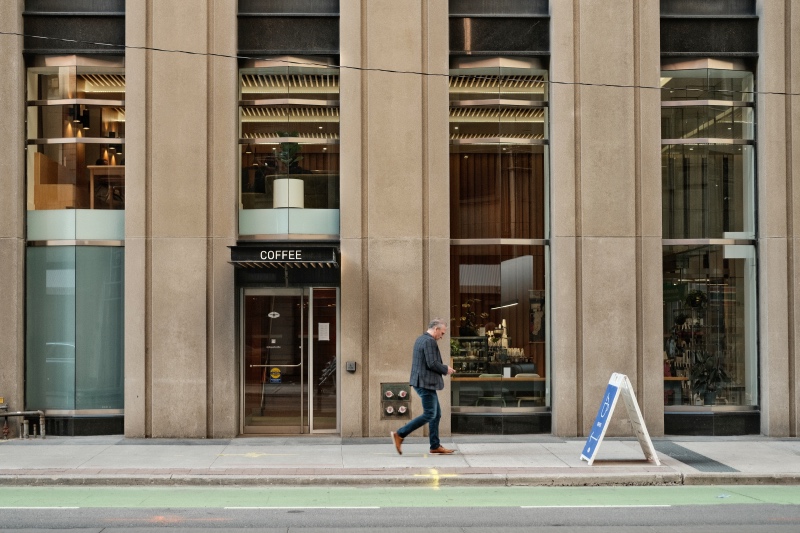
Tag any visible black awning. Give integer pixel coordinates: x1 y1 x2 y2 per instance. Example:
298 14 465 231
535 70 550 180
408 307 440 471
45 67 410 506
229 244 339 269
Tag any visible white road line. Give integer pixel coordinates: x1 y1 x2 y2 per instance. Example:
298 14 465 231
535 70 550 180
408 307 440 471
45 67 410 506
521 505 671 508
2 507 80 509
225 506 380 510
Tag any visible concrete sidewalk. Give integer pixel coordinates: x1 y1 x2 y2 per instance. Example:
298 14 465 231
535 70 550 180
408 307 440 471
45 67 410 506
1 435 799 487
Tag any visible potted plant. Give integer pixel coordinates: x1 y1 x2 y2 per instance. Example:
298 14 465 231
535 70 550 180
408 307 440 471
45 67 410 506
685 289 708 309
273 131 305 208
453 299 488 336
690 352 730 405
450 338 461 357
276 132 303 173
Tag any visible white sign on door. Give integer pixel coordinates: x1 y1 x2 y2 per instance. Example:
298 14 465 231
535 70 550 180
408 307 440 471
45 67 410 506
319 322 330 341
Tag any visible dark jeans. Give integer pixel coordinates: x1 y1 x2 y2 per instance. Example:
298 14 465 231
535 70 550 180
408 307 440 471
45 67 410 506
397 386 441 450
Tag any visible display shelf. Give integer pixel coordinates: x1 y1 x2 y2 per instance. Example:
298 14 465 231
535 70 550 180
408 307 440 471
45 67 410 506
450 336 541 411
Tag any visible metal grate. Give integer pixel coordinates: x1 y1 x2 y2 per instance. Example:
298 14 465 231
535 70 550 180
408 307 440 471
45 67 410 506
80 74 125 91
241 74 339 90
450 75 545 90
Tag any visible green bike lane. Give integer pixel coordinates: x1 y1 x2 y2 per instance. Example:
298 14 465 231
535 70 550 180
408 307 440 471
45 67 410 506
2 485 800 509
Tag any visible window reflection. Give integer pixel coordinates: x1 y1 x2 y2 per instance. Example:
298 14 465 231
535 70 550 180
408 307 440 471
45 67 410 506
662 144 754 239
26 246 124 411
661 106 754 140
660 68 754 102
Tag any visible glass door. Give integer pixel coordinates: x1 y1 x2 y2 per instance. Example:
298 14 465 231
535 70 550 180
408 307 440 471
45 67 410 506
241 287 340 434
310 288 338 432
242 288 307 434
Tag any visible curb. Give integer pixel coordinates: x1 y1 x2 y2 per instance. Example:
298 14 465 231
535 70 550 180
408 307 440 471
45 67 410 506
683 473 800 486
0 472 688 487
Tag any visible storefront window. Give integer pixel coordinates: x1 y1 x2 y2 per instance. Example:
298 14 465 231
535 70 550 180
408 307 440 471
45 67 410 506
449 58 550 434
26 246 124 411
661 63 757 411
27 63 126 212
662 245 757 407
238 58 340 237
661 68 754 103
662 144 755 240
450 61 548 240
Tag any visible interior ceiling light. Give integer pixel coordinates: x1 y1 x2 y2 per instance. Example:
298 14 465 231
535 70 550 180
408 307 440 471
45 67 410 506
490 300 519 310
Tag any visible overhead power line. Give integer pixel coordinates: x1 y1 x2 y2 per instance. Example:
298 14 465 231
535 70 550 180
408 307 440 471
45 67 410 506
2 30 799 97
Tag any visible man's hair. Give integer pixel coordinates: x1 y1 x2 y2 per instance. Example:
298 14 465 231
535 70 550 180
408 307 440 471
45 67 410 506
428 318 448 330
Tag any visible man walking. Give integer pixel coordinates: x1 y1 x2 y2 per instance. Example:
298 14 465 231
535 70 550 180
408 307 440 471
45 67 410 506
391 318 456 455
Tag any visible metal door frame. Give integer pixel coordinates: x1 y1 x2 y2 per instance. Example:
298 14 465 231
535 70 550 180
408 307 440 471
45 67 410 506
307 287 340 434
240 287 307 435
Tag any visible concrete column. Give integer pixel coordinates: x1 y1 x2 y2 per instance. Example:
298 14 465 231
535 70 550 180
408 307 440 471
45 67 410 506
791 0 800 437
339 0 366 438
637 0 666 437
756 0 792 436
549 0 580 437
340 0 449 437
207 0 238 439
124 0 148 439
550 0 663 437
125 0 237 438
0 0 25 427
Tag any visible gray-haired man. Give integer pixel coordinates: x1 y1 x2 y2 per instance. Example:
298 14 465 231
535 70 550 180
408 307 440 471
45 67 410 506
391 318 456 455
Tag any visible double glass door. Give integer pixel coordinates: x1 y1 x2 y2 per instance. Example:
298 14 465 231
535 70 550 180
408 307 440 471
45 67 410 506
241 287 338 434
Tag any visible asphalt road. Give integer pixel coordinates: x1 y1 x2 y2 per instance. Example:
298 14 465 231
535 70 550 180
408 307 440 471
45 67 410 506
1 486 800 531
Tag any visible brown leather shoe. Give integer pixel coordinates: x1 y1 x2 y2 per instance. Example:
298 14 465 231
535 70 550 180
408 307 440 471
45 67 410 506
391 431 403 455
429 446 455 454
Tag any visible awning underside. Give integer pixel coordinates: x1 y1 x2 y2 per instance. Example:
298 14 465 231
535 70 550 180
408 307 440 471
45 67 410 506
229 260 338 269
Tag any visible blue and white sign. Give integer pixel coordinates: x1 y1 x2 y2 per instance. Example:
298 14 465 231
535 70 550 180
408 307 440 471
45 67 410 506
581 376 621 464
580 373 660 466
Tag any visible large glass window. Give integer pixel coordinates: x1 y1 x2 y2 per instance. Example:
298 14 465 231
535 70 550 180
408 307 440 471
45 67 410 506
238 58 340 237
26 246 125 411
27 63 126 212
662 144 755 239
26 59 126 243
449 58 550 433
661 63 757 410
662 245 758 408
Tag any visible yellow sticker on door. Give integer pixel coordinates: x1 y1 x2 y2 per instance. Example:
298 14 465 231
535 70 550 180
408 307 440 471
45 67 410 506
269 367 281 383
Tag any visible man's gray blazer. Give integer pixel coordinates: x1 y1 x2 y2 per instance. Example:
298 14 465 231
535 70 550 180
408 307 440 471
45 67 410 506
408 332 449 391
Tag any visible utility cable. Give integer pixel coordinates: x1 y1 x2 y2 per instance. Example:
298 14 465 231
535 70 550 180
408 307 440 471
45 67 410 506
1 30 799 97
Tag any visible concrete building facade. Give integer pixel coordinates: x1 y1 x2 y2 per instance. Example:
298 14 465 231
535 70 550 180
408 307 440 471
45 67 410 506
1 0 798 439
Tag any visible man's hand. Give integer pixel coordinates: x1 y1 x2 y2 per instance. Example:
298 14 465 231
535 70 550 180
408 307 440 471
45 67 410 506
446 366 456 375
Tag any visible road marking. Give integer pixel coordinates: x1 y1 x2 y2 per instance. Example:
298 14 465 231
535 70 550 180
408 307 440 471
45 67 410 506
521 505 671 508
413 468 457 490
2 507 80 509
225 506 380 510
